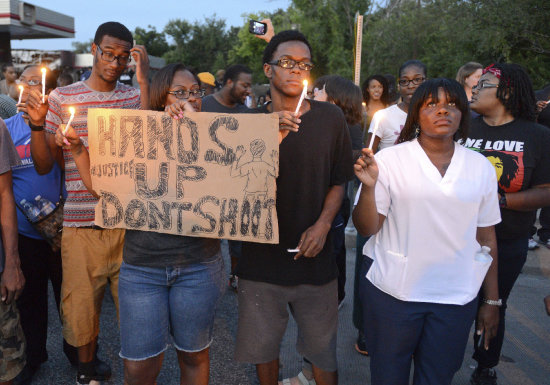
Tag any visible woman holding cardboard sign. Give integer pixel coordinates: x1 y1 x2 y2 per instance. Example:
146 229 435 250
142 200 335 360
58 63 224 385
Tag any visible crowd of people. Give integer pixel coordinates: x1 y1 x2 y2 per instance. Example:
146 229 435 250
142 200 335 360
1 19 550 385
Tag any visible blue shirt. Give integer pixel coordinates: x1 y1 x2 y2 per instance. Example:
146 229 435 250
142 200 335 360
5 113 65 239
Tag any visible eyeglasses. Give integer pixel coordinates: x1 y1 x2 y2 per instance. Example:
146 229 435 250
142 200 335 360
167 89 206 99
398 77 426 87
16 78 41 86
472 82 499 91
96 45 131 66
268 58 314 71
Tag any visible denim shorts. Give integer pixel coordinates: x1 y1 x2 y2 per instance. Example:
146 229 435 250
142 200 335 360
118 254 225 360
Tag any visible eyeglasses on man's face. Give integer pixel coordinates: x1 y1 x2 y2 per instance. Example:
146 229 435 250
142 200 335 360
96 45 132 66
398 77 426 87
167 89 206 99
268 58 314 71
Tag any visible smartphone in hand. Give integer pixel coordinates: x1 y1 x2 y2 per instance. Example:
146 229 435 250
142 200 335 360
249 20 267 35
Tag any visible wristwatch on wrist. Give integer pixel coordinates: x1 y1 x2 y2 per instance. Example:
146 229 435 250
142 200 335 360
499 193 507 208
29 122 44 132
483 298 503 307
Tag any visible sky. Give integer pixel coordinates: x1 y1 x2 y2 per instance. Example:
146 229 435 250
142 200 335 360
10 0 291 51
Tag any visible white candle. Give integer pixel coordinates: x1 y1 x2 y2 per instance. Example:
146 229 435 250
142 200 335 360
63 107 75 135
17 85 24 104
294 80 308 114
41 68 46 103
367 118 380 150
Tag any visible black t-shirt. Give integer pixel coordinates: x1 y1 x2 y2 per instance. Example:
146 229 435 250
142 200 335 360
123 230 220 267
464 116 550 239
236 100 354 285
536 86 550 129
201 94 251 113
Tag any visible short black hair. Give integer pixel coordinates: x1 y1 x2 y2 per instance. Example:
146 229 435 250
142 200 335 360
223 64 252 86
489 63 536 121
1 63 14 73
94 22 133 46
262 30 312 65
399 60 427 78
398 78 469 143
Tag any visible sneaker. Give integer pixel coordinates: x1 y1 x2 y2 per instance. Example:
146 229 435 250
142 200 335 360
544 239 550 249
229 274 238 292
528 238 539 250
76 358 111 385
470 367 497 385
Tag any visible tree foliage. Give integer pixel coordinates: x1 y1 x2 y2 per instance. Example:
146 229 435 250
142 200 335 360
70 1 550 88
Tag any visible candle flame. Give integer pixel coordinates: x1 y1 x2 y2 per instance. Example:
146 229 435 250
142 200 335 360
69 107 75 115
41 67 46 73
303 80 308 86
362 102 366 106
18 85 24 91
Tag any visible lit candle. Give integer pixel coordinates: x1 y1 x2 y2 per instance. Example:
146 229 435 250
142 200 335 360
367 118 380 150
17 85 24 104
41 67 46 103
63 107 76 135
61 107 75 146
294 80 308 114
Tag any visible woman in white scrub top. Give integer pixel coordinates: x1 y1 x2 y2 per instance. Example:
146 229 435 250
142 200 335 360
353 78 501 385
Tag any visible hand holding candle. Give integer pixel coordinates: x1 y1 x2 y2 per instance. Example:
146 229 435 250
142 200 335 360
62 107 75 146
41 67 47 103
294 79 308 114
17 85 24 105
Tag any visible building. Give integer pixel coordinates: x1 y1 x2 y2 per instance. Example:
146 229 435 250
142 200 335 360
0 0 74 64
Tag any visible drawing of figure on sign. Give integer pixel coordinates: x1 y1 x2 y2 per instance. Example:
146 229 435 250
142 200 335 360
230 139 278 204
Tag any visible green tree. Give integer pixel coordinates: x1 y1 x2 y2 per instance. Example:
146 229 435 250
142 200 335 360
134 25 169 57
71 39 93 53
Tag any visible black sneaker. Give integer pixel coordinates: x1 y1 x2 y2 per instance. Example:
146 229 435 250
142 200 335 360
470 367 497 385
76 358 111 385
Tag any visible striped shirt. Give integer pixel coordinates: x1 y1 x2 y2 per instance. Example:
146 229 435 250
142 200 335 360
45 81 140 227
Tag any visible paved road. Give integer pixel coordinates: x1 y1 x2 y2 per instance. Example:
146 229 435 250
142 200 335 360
31 234 550 384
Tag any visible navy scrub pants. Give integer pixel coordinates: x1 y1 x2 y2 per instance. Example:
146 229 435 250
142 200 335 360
360 261 478 385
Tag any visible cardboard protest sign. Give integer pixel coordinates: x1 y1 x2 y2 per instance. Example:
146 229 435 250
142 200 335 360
87 108 280 244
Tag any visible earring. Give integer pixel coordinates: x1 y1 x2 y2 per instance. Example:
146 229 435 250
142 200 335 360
414 124 420 137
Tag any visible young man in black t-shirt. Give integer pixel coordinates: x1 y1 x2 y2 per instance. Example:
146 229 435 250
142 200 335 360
233 31 353 385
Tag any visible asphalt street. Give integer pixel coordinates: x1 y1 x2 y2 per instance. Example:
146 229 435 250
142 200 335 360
29 232 550 385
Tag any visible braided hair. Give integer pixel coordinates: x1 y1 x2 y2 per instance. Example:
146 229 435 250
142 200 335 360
490 63 537 121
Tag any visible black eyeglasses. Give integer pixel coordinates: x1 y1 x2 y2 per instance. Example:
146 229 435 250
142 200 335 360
472 82 499 91
167 89 206 99
268 58 314 71
398 77 426 87
96 45 131 66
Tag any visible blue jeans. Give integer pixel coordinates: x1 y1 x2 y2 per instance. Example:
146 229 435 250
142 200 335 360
118 255 225 360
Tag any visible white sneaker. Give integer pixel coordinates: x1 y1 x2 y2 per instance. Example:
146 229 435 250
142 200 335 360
528 238 539 250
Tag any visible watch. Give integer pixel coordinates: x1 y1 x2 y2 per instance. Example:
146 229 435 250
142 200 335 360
499 194 507 208
483 298 502 307
29 122 44 132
